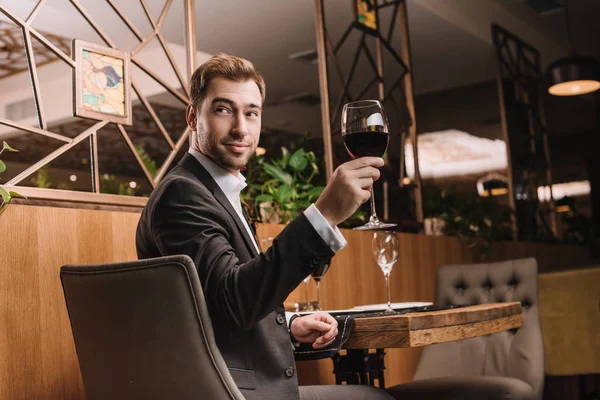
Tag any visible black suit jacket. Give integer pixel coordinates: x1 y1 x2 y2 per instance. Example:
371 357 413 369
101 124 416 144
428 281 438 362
136 153 334 400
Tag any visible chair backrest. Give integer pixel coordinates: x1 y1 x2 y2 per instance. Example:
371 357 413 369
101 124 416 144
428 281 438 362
60 255 245 400
413 258 544 398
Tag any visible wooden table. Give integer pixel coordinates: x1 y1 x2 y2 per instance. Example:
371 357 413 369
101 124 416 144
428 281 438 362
333 302 523 387
345 302 523 349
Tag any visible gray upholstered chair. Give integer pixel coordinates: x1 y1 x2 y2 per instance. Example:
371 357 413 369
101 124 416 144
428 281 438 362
387 258 544 400
60 255 245 400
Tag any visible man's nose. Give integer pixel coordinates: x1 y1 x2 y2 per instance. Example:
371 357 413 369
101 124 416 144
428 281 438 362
231 112 249 137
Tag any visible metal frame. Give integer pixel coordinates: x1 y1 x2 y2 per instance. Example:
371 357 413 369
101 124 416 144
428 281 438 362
72 39 133 126
492 24 557 239
314 0 423 225
0 21 71 80
0 0 197 207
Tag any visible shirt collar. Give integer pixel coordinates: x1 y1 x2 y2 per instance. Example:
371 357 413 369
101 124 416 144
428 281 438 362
188 148 247 197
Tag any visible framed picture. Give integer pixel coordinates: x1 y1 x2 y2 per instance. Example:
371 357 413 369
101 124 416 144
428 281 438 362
72 39 132 125
354 0 379 34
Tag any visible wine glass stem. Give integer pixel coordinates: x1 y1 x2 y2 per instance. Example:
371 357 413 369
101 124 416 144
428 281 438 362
369 185 380 224
304 280 310 304
315 281 321 311
384 272 392 312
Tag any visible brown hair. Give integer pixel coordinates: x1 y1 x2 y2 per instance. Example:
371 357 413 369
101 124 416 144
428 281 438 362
189 53 266 108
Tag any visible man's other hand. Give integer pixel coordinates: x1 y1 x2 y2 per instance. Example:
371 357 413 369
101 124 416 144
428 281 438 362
290 312 339 349
315 157 384 226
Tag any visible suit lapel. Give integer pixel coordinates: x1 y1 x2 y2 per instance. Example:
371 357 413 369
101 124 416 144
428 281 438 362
178 153 259 257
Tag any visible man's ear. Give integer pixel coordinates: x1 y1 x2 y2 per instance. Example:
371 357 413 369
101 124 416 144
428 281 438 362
186 104 197 131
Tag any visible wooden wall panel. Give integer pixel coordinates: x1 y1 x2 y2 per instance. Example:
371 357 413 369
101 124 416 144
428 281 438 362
0 205 138 400
0 205 594 398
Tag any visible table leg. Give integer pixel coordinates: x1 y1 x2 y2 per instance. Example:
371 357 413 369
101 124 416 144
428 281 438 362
332 349 387 388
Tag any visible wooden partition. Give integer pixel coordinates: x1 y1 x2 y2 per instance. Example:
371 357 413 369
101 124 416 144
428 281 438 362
0 204 595 399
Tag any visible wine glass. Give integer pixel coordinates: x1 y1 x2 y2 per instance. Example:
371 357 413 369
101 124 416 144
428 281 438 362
310 263 330 311
372 231 399 313
342 100 396 230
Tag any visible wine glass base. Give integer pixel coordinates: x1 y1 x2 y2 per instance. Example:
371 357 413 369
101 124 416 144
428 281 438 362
353 222 397 231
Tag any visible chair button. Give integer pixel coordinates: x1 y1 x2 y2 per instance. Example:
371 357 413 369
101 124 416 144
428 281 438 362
276 314 286 325
284 367 295 377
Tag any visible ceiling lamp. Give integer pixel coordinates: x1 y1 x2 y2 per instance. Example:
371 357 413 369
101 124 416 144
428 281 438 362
546 0 600 96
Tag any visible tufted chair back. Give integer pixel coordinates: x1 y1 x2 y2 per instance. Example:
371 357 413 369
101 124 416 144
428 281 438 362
412 258 544 398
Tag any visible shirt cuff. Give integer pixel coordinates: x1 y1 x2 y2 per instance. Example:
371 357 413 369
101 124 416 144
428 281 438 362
286 311 295 328
286 312 301 349
303 204 347 253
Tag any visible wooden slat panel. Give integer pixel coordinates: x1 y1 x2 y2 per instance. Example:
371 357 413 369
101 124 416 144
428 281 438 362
0 206 42 400
37 207 85 399
0 205 138 399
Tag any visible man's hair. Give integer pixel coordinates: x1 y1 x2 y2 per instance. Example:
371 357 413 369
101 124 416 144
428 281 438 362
189 53 266 108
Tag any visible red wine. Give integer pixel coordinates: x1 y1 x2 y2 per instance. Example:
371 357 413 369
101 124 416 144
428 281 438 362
343 131 389 159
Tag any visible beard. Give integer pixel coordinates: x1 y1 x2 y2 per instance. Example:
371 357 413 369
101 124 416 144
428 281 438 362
196 128 256 172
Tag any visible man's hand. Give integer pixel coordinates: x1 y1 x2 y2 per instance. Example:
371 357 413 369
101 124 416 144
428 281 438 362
315 157 384 226
290 312 339 349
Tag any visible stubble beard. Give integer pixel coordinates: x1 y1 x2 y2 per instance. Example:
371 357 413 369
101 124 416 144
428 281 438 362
196 129 255 173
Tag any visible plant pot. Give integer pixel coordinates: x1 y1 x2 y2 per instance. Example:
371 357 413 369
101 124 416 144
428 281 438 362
424 217 446 236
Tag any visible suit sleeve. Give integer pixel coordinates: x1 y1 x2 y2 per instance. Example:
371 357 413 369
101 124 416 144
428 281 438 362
150 178 334 330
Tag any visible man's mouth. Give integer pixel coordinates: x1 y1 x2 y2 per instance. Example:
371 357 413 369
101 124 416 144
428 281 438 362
224 143 250 153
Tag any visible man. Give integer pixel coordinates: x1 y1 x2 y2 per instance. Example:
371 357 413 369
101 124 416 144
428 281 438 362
136 54 393 400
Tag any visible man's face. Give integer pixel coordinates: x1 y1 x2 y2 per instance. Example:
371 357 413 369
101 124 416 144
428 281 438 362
187 77 262 174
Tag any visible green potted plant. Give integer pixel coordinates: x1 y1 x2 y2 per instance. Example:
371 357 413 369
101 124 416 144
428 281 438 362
424 185 513 258
242 136 366 226
0 141 25 217
242 146 324 224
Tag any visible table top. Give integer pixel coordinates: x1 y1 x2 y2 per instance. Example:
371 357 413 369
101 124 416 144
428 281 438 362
343 302 523 349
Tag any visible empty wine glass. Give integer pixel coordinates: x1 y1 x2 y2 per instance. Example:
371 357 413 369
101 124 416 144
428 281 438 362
342 100 396 230
372 231 399 313
311 263 330 311
302 276 311 311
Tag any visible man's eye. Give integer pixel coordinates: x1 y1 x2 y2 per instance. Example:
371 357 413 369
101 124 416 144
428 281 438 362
216 107 231 114
247 111 259 118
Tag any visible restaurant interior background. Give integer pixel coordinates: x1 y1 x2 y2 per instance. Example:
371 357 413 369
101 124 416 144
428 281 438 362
1 0 600 246
0 0 599 399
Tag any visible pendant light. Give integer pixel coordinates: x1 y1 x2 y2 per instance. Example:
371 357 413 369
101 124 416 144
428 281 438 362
546 0 600 96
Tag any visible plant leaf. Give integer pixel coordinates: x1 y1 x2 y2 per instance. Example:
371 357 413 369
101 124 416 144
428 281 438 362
255 194 273 204
280 146 290 167
263 163 293 186
0 160 5 174
3 141 18 152
0 186 11 203
306 186 324 201
289 149 308 172
296 199 310 209
276 184 293 204
9 191 26 199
